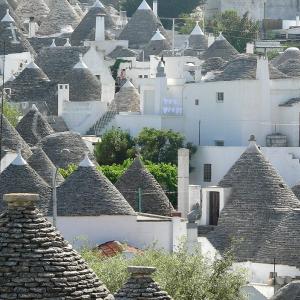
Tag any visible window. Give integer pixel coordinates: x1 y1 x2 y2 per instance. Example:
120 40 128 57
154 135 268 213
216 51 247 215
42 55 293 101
216 92 224 102
59 85 63 89
195 99 199 106
96 75 100 80
204 164 212 182
138 75 143 78
144 75 148 78
215 140 224 146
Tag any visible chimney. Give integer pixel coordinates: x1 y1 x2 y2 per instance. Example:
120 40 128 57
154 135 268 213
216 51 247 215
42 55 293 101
297 16 300 26
177 148 190 218
57 84 69 116
4 193 39 209
256 55 270 80
28 17 36 38
153 0 158 17
95 14 105 42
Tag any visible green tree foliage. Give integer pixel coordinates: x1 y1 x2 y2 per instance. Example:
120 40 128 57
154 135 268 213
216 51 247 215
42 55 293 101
206 11 259 52
81 244 246 300
94 127 196 166
94 127 136 165
59 159 178 206
1 101 21 127
136 128 196 165
121 0 201 20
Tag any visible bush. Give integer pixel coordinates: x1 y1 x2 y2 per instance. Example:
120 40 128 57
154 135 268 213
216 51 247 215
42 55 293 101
81 244 246 300
2 101 21 127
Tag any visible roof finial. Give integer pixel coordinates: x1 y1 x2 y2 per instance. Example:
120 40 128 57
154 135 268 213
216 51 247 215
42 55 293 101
12 146 27 166
190 21 204 36
73 53 88 69
137 0 151 10
50 39 56 48
246 135 260 153
151 28 166 41
64 38 71 47
1 9 15 23
93 0 105 8
79 152 94 167
216 32 225 41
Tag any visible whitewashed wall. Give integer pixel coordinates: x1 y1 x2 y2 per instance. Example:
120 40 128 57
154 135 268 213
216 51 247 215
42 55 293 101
190 146 300 188
83 47 115 104
62 100 107 134
1 52 31 82
51 215 187 252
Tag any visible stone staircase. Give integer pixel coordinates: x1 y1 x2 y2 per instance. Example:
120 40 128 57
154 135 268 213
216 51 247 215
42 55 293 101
86 110 117 136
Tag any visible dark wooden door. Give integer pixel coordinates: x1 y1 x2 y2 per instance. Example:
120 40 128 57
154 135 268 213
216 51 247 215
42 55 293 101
209 192 220 226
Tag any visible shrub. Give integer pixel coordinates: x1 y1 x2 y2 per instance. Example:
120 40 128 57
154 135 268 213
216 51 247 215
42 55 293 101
81 244 246 300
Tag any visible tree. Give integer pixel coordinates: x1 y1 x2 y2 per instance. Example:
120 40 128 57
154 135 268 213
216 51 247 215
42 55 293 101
94 127 135 165
1 101 21 127
135 127 196 165
206 11 259 52
81 244 246 300
94 127 196 166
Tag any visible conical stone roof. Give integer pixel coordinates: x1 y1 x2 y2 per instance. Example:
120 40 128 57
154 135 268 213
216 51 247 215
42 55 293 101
208 136 300 262
272 47 300 67
255 209 300 267
0 193 114 299
202 33 239 61
0 152 51 214
5 62 57 113
15 0 50 23
188 21 207 50
201 57 227 75
270 281 300 300
36 45 90 82
28 146 64 186
114 80 140 112
115 157 174 216
71 0 115 46
38 131 94 168
0 0 25 31
1 115 32 159
57 154 135 216
118 0 169 49
208 54 287 82
37 0 81 35
16 105 54 146
141 29 171 60
115 266 173 299
277 58 300 77
0 9 35 55
63 56 101 101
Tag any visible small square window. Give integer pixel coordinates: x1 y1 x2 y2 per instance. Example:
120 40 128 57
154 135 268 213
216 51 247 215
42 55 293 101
204 164 212 182
144 75 148 78
195 99 199 105
217 92 224 102
59 85 63 89
215 140 224 146
138 75 143 78
64 85 68 89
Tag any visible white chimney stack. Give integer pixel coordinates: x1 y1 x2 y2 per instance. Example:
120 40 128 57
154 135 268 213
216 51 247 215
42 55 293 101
95 14 105 42
297 16 300 26
57 84 69 116
178 148 190 218
153 0 158 17
28 17 36 38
